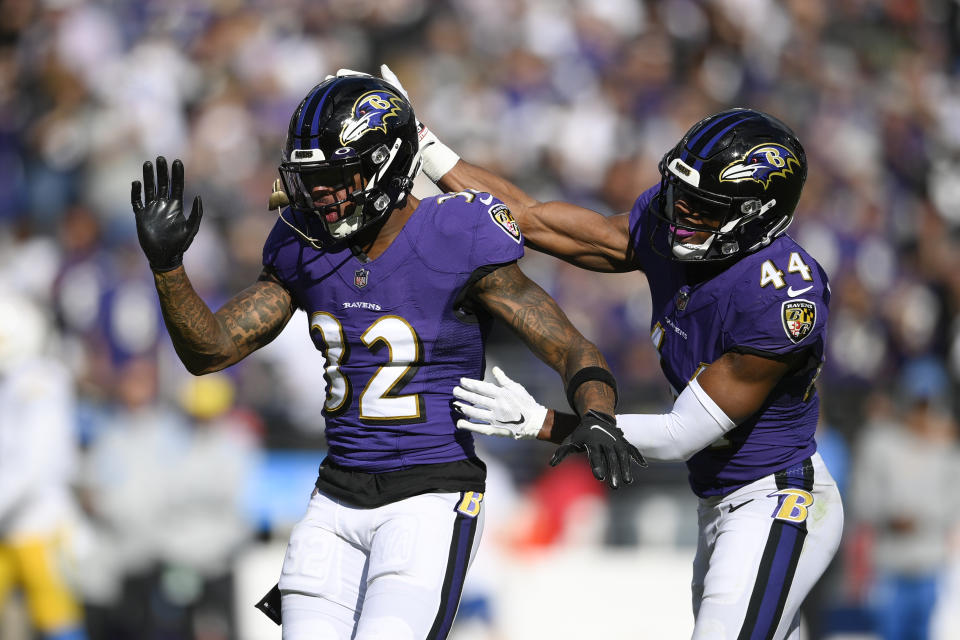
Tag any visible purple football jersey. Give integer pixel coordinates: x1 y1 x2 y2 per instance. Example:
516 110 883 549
262 192 524 472
629 185 828 497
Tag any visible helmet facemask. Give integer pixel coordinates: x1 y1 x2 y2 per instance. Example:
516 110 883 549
279 139 416 249
654 156 783 262
648 108 805 262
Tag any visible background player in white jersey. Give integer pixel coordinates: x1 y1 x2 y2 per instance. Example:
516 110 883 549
0 291 88 640
389 62 843 639
130 73 639 640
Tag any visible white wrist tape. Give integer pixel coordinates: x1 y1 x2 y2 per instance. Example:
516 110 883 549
616 378 737 462
418 125 460 182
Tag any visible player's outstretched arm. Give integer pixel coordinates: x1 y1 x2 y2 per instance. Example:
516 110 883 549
440 161 635 273
468 263 614 413
152 268 294 375
133 156 295 375
456 349 800 465
615 350 800 462
377 64 633 273
465 263 644 488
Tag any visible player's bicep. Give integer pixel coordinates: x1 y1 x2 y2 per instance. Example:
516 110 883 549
696 350 798 423
521 202 634 272
214 268 295 361
439 159 633 271
468 263 588 369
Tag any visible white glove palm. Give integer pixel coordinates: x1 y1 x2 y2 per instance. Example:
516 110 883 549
453 367 547 439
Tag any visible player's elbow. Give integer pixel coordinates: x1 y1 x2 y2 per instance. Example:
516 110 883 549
178 351 234 376
182 360 214 376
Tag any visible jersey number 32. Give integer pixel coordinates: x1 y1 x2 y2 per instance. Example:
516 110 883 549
310 312 425 424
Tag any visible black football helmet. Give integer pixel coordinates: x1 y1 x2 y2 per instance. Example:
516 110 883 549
277 75 421 248
651 108 807 261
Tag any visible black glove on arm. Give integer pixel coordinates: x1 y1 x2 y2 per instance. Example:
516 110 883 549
550 410 647 490
131 156 203 272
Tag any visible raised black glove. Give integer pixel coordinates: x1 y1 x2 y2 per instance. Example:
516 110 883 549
550 410 646 489
131 156 203 272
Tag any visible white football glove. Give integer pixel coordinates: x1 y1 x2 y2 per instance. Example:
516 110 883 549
379 63 461 182
324 68 370 81
453 366 547 439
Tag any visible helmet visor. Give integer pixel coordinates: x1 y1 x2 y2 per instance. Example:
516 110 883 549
279 156 365 217
661 175 734 233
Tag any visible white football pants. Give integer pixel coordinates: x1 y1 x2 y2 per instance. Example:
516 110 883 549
279 488 485 640
692 452 843 639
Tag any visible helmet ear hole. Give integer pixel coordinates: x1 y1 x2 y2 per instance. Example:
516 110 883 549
370 145 389 165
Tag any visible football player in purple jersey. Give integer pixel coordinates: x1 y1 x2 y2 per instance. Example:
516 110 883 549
393 61 844 639
130 73 641 640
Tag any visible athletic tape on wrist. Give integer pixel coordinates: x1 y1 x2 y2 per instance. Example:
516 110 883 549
418 125 460 182
566 367 618 411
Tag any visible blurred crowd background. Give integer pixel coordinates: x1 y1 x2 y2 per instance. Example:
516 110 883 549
3 0 960 638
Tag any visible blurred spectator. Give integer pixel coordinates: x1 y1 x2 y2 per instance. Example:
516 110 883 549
78 362 256 640
0 289 88 640
161 374 258 640
802 415 853 639
77 356 192 638
849 359 960 640
508 457 608 551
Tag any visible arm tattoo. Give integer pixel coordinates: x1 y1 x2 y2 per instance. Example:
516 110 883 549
154 268 294 374
470 263 616 415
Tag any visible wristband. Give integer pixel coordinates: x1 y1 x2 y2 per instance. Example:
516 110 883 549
418 124 460 182
584 409 617 426
150 260 184 273
566 366 618 411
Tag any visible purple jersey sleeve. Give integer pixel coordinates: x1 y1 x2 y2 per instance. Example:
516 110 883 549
721 245 829 355
627 184 662 270
414 191 524 274
262 211 304 295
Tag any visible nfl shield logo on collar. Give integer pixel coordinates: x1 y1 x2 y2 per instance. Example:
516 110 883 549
354 268 369 289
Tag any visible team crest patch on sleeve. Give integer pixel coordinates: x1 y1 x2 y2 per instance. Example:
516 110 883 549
781 299 816 343
489 204 522 244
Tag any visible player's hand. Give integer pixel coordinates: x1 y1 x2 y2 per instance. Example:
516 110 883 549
379 63 460 181
324 68 370 81
550 411 646 489
379 64 411 100
453 366 547 440
131 156 202 272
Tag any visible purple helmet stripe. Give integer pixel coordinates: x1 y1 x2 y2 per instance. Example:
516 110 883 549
293 84 325 147
679 111 745 165
295 81 338 150
689 117 751 171
308 80 341 146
